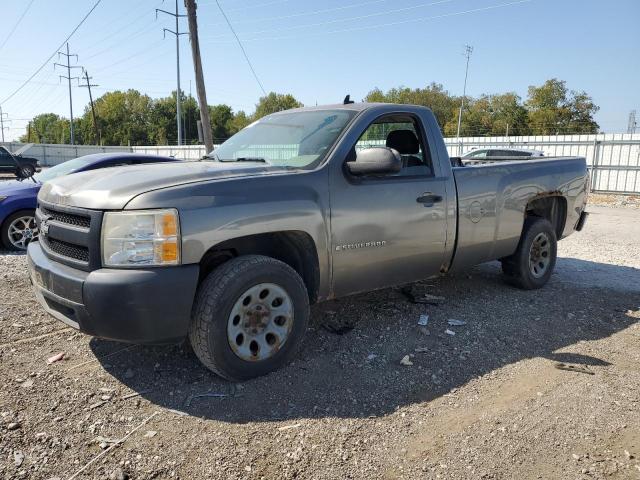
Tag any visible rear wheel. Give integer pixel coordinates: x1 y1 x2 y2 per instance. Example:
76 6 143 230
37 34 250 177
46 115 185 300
189 255 309 381
501 217 557 290
1 210 38 251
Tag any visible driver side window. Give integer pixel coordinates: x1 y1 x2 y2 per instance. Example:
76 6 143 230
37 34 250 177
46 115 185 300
355 115 432 177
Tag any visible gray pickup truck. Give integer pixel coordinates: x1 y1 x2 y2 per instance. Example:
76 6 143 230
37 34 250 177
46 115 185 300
27 102 589 380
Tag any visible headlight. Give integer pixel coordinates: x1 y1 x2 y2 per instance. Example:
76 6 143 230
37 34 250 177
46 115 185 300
101 209 180 267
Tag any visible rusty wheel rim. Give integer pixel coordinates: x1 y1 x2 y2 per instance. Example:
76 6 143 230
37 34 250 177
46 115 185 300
227 283 293 362
529 232 551 278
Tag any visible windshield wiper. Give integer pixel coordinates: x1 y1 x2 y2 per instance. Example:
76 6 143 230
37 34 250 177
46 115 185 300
219 157 268 163
201 153 219 161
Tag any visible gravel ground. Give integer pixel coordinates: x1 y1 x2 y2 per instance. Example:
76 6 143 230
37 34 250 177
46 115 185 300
0 201 639 480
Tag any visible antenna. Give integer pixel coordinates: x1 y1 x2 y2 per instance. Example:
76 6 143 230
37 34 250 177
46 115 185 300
343 94 354 105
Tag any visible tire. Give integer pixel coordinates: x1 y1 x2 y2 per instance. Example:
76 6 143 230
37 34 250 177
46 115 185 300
16 164 35 179
189 255 310 381
501 217 557 290
1 210 37 251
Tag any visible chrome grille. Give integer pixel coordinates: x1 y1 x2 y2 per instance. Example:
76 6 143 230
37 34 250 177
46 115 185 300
36 203 102 271
41 207 91 229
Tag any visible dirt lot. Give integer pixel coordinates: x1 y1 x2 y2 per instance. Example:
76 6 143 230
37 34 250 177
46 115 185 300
1 200 639 480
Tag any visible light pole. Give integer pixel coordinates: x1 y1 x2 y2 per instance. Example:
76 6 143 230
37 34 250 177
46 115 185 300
456 45 473 154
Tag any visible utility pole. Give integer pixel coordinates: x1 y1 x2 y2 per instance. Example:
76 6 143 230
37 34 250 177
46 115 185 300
0 106 8 143
628 110 637 134
157 0 187 145
79 70 101 145
185 0 213 152
456 45 473 149
54 43 82 145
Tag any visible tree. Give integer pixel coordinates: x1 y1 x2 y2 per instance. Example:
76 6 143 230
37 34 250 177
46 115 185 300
526 79 599 135
364 83 459 131
181 95 200 144
443 92 530 137
19 113 72 144
229 110 251 134
253 92 302 120
208 104 235 142
566 91 600 134
88 89 154 145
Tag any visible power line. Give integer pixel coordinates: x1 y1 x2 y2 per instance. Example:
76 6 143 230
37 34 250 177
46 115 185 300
204 0 532 44
0 0 102 107
204 0 391 27
214 0 267 96
75 0 161 57
203 0 457 40
0 0 36 52
223 0 294 13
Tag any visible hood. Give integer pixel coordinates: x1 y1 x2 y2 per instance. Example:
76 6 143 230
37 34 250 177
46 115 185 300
0 179 41 197
38 160 293 210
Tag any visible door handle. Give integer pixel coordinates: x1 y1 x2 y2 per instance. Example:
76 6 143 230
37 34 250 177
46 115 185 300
416 193 443 206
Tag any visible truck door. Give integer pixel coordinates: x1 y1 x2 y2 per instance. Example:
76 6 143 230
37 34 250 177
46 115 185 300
329 113 449 297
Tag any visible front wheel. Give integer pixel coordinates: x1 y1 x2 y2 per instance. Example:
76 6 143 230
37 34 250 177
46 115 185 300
501 217 557 290
189 255 309 381
16 164 35 179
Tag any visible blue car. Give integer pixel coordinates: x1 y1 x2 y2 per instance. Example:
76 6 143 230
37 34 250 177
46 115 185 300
0 153 179 250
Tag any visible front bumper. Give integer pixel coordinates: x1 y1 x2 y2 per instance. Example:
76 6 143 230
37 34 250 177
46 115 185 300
27 241 199 344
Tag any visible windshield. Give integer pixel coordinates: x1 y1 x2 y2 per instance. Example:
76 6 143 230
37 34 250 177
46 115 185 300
209 109 357 169
33 156 95 183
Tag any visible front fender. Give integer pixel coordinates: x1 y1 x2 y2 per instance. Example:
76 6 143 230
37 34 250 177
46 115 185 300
124 170 331 298
0 195 38 225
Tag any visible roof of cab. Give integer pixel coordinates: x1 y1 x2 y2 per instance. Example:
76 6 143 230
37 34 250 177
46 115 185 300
275 102 432 114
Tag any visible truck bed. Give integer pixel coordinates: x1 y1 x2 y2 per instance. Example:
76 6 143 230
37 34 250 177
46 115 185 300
449 156 588 271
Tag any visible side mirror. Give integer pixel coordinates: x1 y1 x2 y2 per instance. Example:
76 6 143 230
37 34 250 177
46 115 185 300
450 156 464 167
346 147 401 176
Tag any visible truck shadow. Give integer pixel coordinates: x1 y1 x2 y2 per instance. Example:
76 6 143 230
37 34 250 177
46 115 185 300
91 257 639 423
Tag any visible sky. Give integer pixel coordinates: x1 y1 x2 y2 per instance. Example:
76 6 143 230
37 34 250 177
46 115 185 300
0 0 638 142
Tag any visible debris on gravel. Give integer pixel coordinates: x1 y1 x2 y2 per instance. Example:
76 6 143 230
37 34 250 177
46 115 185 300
400 355 413 366
46 352 65 364
447 319 466 326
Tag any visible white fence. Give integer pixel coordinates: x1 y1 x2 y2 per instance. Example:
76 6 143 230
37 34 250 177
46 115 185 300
445 133 640 195
0 142 131 166
131 145 206 161
3 133 640 194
